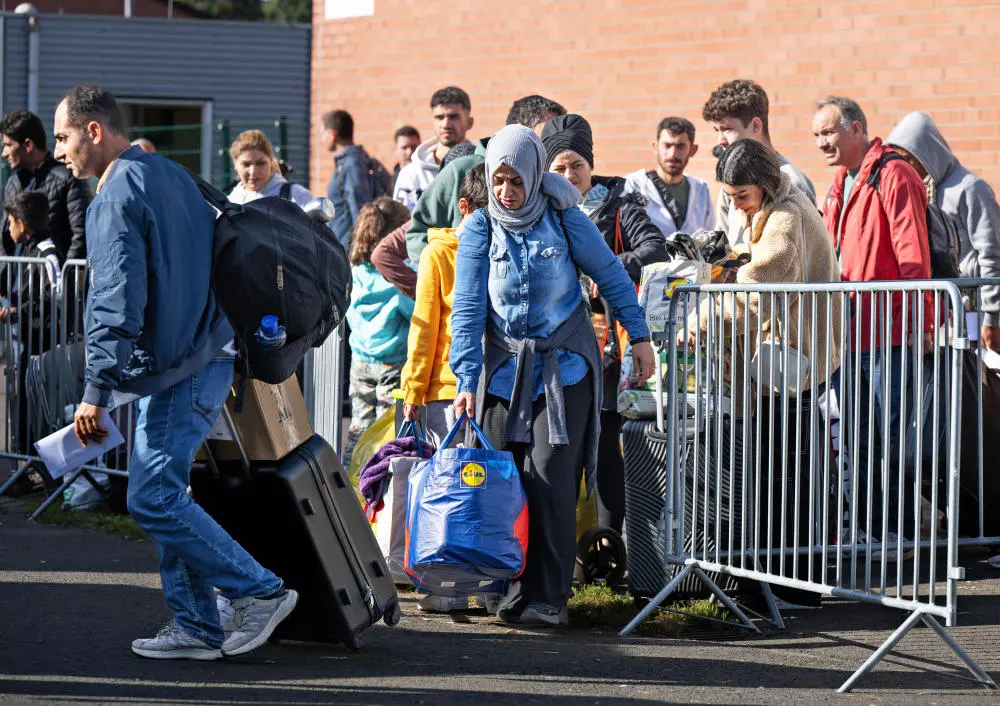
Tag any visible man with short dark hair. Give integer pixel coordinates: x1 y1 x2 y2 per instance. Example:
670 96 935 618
393 86 474 211
1 109 90 259
392 125 420 186
624 117 714 236
703 80 816 247
321 109 390 247
55 84 296 661
505 95 566 136
393 94 560 271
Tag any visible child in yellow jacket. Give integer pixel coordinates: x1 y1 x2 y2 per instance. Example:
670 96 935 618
400 165 488 448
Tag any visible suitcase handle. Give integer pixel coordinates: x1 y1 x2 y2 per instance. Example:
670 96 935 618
644 424 671 445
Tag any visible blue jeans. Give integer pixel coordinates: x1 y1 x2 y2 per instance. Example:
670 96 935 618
833 346 916 537
126 357 282 647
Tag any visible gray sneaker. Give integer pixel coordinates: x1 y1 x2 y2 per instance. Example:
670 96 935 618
131 623 223 660
221 589 298 656
519 602 569 627
480 594 503 615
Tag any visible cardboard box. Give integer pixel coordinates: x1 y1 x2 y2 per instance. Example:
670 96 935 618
200 375 313 462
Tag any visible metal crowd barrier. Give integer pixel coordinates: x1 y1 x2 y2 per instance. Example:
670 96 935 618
302 321 346 456
619 279 997 693
945 278 1000 549
0 259 134 518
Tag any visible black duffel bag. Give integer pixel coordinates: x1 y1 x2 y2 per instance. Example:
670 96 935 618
192 175 351 384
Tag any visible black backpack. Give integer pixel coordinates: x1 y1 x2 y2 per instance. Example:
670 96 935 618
192 174 351 385
868 152 962 279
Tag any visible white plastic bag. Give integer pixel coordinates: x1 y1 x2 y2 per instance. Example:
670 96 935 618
638 260 713 337
62 472 109 511
371 455 419 585
750 340 811 396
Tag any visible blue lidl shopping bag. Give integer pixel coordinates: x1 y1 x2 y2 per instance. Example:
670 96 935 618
404 413 528 597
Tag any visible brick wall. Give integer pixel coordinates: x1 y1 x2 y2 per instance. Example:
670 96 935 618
311 0 1000 201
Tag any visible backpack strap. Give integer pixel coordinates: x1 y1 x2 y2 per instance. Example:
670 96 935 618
187 169 239 216
865 151 907 193
486 206 582 271
279 181 292 200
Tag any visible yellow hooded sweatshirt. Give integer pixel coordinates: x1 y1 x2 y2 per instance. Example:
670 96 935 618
400 227 458 406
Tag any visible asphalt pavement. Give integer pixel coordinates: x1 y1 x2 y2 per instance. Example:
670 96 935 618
1 497 998 706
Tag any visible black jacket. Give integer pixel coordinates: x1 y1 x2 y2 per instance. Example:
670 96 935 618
584 176 666 410
2 154 91 260
588 175 666 284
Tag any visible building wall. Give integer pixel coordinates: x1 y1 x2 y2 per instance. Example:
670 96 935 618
1 13 311 187
311 0 1000 202
8 1 199 18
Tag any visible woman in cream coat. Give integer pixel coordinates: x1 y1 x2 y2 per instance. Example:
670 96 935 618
682 138 842 608
684 138 841 391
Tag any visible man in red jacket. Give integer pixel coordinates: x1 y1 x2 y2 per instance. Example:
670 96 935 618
813 96 932 548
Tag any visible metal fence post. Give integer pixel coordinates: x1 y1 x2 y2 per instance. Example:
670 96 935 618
216 119 231 189
275 116 287 164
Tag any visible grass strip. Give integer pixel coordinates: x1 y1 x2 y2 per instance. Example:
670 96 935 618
568 583 730 637
29 502 148 542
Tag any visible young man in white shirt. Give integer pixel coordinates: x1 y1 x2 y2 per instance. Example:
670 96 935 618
624 117 713 236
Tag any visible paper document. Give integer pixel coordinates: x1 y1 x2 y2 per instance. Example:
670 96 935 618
34 415 125 480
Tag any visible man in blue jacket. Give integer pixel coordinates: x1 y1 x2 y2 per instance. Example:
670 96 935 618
322 109 390 248
54 84 297 661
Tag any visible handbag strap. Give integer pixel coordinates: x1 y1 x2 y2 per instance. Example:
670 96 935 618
398 419 428 458
440 411 494 451
614 208 624 255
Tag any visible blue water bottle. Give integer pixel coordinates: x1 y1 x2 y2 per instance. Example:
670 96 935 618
255 315 286 349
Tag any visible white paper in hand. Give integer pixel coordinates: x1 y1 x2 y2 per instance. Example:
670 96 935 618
34 414 125 480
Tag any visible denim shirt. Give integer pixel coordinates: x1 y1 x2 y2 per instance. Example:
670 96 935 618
451 203 649 400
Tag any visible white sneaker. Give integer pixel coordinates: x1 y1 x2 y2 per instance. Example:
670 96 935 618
131 623 222 660
519 602 569 627
221 589 298 656
417 595 469 612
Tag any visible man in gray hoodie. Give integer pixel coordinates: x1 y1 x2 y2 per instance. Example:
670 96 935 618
887 112 1000 351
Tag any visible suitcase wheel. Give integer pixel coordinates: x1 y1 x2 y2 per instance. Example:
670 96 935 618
576 527 627 587
383 597 402 626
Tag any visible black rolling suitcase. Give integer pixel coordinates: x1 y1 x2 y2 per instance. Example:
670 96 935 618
623 414 743 601
192 417 400 650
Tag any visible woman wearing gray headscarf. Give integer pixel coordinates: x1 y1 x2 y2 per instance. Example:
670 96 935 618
450 125 654 627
